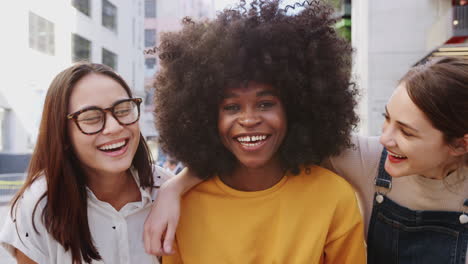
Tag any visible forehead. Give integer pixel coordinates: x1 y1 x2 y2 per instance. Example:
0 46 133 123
69 73 129 112
223 82 277 97
387 84 434 130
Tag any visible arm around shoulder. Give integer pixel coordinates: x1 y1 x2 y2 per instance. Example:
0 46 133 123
144 167 203 256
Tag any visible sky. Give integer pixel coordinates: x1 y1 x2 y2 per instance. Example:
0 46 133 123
215 0 241 11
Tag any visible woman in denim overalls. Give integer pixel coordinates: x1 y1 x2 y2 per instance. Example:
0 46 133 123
364 57 468 264
143 58 468 263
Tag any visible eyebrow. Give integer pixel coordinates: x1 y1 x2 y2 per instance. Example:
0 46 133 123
223 89 277 99
385 106 419 133
71 98 131 113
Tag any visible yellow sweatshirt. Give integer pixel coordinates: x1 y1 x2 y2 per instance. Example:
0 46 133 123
164 166 366 264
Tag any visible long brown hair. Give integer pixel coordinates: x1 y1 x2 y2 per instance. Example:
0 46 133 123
10 62 154 263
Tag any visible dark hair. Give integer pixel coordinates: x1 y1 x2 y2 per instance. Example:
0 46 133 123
11 62 154 263
154 0 358 178
400 57 468 144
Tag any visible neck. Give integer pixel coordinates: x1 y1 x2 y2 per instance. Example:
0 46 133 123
86 168 141 210
419 158 461 180
220 158 285 191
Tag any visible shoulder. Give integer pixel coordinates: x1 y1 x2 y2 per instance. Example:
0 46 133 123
17 176 48 215
152 165 174 187
300 166 362 214
0 176 49 263
293 166 360 213
299 166 355 194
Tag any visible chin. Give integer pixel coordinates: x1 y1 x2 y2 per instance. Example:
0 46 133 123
384 162 408 178
238 159 271 169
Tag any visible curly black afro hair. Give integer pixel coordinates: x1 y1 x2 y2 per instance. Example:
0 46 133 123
154 0 359 178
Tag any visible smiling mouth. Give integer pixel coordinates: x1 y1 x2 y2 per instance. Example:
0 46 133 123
234 134 269 147
387 150 407 160
98 139 129 152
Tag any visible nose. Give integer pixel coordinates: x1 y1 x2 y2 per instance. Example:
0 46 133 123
238 109 261 128
102 112 124 135
379 123 396 148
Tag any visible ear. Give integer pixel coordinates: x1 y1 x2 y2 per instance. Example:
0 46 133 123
449 134 468 156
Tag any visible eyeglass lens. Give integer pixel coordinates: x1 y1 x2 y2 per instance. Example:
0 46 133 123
76 100 139 133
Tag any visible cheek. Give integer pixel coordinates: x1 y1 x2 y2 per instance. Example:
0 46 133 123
217 114 230 136
69 126 95 160
129 125 141 149
271 110 287 137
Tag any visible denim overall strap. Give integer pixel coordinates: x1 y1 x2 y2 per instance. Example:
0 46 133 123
367 149 468 264
374 149 391 194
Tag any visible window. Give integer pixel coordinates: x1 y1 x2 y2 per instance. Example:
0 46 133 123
102 48 117 70
29 12 55 55
145 0 156 18
0 107 5 151
145 29 156 47
145 58 157 77
72 34 91 62
102 0 117 32
72 0 90 16
0 107 10 152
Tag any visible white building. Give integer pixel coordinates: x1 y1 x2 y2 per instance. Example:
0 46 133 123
142 0 215 141
0 0 145 153
352 0 467 136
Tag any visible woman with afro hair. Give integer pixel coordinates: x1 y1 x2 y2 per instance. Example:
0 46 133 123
148 0 366 262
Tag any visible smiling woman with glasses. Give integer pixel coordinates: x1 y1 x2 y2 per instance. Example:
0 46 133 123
0 62 171 264
67 97 142 135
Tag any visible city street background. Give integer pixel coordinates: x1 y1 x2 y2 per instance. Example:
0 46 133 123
1 0 467 263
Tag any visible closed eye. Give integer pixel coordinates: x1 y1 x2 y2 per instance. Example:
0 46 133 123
400 128 413 137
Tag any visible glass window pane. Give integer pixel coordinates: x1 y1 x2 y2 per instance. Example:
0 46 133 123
145 0 156 18
102 0 117 32
72 0 90 16
145 58 157 77
145 29 156 47
72 34 91 62
0 107 6 151
102 48 118 70
29 12 55 55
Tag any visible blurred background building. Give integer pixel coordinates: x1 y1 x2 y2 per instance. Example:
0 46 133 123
0 0 215 155
142 0 215 160
0 0 146 153
353 0 468 135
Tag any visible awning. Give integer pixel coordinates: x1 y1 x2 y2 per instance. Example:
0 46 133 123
414 43 468 66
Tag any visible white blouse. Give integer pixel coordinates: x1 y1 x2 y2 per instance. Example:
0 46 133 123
0 166 172 264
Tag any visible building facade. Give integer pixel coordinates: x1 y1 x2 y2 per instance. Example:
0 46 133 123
352 0 467 136
0 0 145 153
142 0 215 141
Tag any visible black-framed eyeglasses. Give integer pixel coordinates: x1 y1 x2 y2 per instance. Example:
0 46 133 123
67 98 143 135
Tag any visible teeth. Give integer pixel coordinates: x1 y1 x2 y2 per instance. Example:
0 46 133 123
99 140 126 151
389 152 406 158
236 135 267 143
240 141 263 147
238 136 251 142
